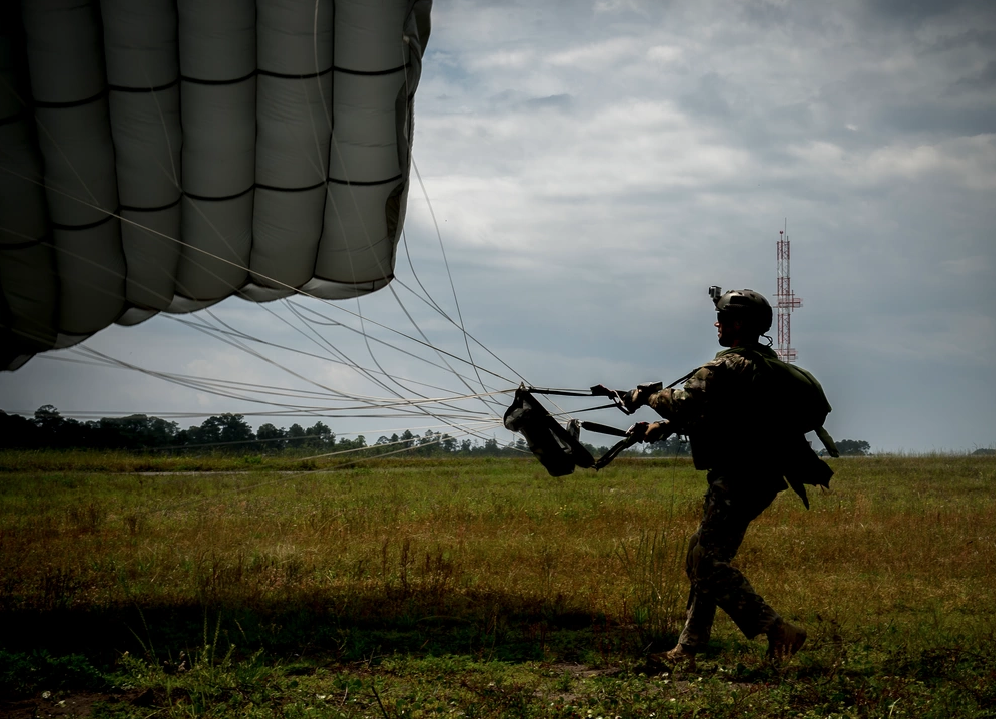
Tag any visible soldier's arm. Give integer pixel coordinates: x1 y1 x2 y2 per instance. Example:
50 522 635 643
644 364 713 426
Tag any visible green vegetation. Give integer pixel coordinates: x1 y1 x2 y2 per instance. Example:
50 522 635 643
1 453 993 717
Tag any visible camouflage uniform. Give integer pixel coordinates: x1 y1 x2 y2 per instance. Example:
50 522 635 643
644 344 789 650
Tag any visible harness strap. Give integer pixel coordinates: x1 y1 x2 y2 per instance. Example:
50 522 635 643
578 420 630 438
815 426 840 457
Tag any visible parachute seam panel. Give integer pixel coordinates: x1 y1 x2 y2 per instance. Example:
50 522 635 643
120 196 183 213
255 181 326 193
33 89 107 109
334 63 409 77
327 175 403 187
184 187 255 203
180 71 257 86
308 273 395 287
50 213 118 232
258 67 334 80
108 78 181 93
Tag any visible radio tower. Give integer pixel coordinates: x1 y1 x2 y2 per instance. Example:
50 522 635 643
775 221 801 363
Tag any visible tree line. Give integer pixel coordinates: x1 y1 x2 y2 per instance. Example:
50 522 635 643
0 405 872 457
0 406 520 457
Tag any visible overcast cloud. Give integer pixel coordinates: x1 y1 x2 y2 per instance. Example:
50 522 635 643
2 0 994 452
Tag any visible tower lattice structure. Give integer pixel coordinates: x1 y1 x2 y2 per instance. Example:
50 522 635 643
775 224 801 363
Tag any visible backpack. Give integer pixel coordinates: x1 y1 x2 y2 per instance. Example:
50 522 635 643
726 347 839 456
726 347 839 508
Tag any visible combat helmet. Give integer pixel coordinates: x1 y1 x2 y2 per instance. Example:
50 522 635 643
709 287 773 334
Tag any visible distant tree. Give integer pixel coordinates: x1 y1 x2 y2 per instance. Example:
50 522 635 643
836 439 871 456
33 404 66 441
305 421 334 450
186 414 254 449
256 423 287 451
0 410 40 448
416 430 440 455
95 414 178 449
34 405 89 447
441 434 456 453
286 423 307 449
400 429 415 449
218 414 254 444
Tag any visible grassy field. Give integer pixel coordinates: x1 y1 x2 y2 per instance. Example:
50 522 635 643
1 452 994 717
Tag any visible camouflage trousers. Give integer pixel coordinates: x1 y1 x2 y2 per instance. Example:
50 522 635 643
676 471 784 651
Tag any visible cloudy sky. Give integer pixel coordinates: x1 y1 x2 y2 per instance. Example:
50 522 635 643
3 0 995 453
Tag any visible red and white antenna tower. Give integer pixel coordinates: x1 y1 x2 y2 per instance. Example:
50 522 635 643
775 220 802 363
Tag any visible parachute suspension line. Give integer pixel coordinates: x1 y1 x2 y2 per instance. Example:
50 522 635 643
394 238 518 410
281 296 514 442
280 302 499 394
281 299 487 426
188 306 501 441
45 354 421 405
387 281 505 418
165 313 480 400
69 347 357 420
70 346 344 419
65 346 505 421
282 299 517 384
202 295 411 406
399 231 448 318
410 159 493 402
196 304 388 408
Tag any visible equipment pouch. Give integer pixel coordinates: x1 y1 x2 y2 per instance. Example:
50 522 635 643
503 387 595 476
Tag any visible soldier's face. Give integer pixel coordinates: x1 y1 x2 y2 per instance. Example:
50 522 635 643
715 313 743 347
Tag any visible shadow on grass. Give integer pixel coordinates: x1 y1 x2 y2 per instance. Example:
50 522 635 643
0 587 666 671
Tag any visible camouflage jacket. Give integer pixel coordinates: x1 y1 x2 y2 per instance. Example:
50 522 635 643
645 344 785 474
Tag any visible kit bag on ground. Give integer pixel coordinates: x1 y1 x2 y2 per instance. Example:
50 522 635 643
503 388 595 476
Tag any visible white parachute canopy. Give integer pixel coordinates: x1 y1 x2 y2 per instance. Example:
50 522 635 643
0 0 432 370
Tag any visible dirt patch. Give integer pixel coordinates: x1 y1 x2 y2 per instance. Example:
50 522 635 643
547 662 623 679
0 689 148 718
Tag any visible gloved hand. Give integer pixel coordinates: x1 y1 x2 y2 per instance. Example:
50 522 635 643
626 420 670 443
591 381 662 414
590 384 641 414
623 382 664 413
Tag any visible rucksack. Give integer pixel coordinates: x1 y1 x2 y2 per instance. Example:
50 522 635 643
725 347 839 508
726 347 839 457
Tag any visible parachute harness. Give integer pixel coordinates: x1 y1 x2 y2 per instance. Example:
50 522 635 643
505 371 695 476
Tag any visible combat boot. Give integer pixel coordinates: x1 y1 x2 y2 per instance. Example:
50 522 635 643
766 619 806 661
663 643 697 667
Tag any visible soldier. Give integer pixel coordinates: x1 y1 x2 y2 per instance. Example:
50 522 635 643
618 288 810 663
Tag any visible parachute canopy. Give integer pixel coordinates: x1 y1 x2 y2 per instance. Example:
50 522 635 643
0 0 432 370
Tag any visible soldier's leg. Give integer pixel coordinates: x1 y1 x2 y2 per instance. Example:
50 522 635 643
675 527 716 651
687 475 783 640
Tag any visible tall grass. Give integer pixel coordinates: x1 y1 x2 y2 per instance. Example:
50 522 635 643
1 454 994 664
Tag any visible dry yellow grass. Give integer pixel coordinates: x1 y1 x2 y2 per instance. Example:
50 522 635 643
1 454 993 653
